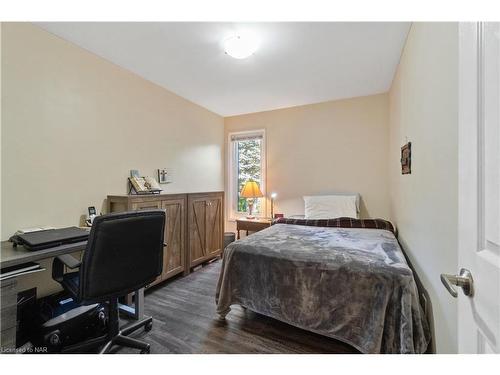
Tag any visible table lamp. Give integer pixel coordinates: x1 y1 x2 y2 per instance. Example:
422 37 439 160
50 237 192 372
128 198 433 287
270 192 277 219
240 180 264 219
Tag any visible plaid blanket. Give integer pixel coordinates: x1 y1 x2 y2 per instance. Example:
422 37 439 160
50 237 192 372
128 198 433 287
272 217 395 234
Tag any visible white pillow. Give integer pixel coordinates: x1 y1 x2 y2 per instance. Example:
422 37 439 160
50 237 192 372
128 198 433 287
303 195 358 219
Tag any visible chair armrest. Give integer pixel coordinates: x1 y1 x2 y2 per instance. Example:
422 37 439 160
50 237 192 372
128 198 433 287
52 254 81 283
57 254 81 269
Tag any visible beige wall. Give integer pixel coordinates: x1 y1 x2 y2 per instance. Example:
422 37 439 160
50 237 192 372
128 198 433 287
1 23 224 295
1 23 224 239
389 23 458 353
224 94 390 233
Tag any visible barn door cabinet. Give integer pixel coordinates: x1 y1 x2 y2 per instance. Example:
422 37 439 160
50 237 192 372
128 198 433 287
107 191 223 288
187 192 224 268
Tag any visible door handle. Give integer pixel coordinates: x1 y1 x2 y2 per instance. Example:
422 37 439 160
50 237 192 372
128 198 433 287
440 268 474 298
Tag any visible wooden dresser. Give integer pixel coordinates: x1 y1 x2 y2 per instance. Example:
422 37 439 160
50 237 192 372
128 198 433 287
107 191 224 288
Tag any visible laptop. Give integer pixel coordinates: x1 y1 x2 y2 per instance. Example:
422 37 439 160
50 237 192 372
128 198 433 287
12 227 90 251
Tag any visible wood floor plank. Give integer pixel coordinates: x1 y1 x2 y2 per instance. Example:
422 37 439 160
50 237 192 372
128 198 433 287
114 260 359 354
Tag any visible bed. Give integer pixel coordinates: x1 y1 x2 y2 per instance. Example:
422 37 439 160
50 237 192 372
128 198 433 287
215 217 431 354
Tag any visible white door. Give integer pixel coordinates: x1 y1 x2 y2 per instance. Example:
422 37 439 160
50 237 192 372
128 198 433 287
454 22 500 353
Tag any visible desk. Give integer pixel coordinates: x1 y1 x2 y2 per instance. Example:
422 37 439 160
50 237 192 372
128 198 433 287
0 240 145 350
1 240 87 269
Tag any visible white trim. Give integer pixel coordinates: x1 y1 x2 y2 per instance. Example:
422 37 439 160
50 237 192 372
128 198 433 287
476 22 485 252
227 129 267 221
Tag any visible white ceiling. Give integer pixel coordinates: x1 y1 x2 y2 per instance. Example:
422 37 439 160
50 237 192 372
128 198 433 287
36 22 410 116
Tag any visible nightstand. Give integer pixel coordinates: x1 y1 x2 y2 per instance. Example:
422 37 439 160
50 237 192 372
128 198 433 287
236 217 272 239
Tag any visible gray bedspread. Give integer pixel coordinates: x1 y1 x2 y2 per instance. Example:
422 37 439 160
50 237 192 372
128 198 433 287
215 224 430 354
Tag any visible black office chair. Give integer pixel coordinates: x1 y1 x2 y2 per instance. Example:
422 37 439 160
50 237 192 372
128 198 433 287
51 210 165 354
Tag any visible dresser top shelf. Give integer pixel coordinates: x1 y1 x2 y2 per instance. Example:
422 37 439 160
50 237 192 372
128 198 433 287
108 191 223 199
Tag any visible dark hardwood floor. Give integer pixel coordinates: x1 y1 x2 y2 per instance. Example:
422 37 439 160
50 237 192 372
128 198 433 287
113 259 359 354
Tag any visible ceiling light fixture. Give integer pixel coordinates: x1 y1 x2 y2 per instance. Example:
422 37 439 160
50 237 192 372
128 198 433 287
223 33 259 59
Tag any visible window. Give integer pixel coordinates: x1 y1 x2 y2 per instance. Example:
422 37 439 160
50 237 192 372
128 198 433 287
228 130 266 220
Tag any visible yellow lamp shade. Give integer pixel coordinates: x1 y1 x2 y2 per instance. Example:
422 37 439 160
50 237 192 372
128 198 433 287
240 180 264 198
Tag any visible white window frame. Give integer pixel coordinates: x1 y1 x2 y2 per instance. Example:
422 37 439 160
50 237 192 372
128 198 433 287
227 129 267 221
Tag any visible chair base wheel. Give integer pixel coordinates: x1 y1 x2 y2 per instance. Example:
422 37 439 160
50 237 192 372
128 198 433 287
145 320 153 332
140 345 150 354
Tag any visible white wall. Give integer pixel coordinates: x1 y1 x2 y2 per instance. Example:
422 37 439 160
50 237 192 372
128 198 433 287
389 23 459 353
224 94 390 233
1 23 224 296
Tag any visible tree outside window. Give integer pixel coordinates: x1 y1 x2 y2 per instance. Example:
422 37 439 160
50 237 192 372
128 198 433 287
236 138 262 213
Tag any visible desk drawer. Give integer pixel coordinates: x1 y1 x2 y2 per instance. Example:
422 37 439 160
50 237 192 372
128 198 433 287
1 278 17 295
0 305 17 330
1 278 18 334
0 326 16 349
0 291 17 311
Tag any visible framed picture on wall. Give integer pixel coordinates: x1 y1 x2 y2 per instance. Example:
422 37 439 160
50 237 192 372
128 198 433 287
158 168 172 184
401 142 411 174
